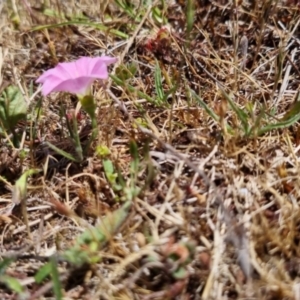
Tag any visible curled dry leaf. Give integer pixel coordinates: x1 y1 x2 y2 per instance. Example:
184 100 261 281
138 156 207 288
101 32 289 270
198 252 211 270
0 214 13 225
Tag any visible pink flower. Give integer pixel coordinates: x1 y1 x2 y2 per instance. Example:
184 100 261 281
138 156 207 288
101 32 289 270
36 56 117 96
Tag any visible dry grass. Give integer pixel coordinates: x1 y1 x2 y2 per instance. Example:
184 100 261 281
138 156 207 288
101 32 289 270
1 0 300 299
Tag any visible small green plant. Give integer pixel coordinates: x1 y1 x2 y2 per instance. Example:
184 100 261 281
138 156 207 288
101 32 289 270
0 85 27 147
33 201 131 298
62 201 132 266
115 63 138 81
101 140 143 200
191 88 300 137
111 74 156 106
96 144 111 157
112 60 178 109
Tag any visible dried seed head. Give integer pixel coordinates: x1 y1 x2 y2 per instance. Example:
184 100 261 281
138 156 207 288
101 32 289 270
240 35 248 70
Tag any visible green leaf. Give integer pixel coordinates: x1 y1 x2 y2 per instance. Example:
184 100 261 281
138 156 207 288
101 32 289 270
103 159 115 180
0 275 23 293
35 262 52 283
0 258 14 275
103 159 122 191
12 169 41 204
0 85 27 131
127 140 141 201
152 6 166 24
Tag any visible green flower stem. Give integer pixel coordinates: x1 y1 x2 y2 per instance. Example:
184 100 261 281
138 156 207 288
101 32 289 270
11 128 20 148
84 110 98 155
79 95 99 155
90 112 98 141
71 115 83 162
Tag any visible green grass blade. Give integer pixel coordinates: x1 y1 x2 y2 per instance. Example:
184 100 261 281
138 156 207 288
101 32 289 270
114 0 139 20
0 275 23 294
110 75 157 105
190 89 220 121
248 106 267 136
129 139 139 174
45 141 79 162
219 88 250 134
190 89 234 134
35 262 52 283
50 258 62 300
154 60 164 103
186 0 195 36
258 101 300 135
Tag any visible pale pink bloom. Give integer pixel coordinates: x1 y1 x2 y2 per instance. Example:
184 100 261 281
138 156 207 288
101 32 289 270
36 56 117 96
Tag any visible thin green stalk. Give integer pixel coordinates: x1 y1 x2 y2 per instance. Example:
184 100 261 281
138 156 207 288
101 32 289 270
79 95 98 155
84 111 98 155
71 115 83 161
11 128 20 148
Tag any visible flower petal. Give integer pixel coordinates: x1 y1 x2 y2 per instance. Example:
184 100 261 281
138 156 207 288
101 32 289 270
54 62 78 79
97 56 118 66
90 61 110 78
36 56 117 96
74 57 95 77
49 77 95 95
74 56 116 77
40 75 66 96
36 68 56 83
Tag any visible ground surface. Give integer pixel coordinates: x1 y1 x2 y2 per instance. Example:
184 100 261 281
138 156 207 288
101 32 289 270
0 0 300 299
